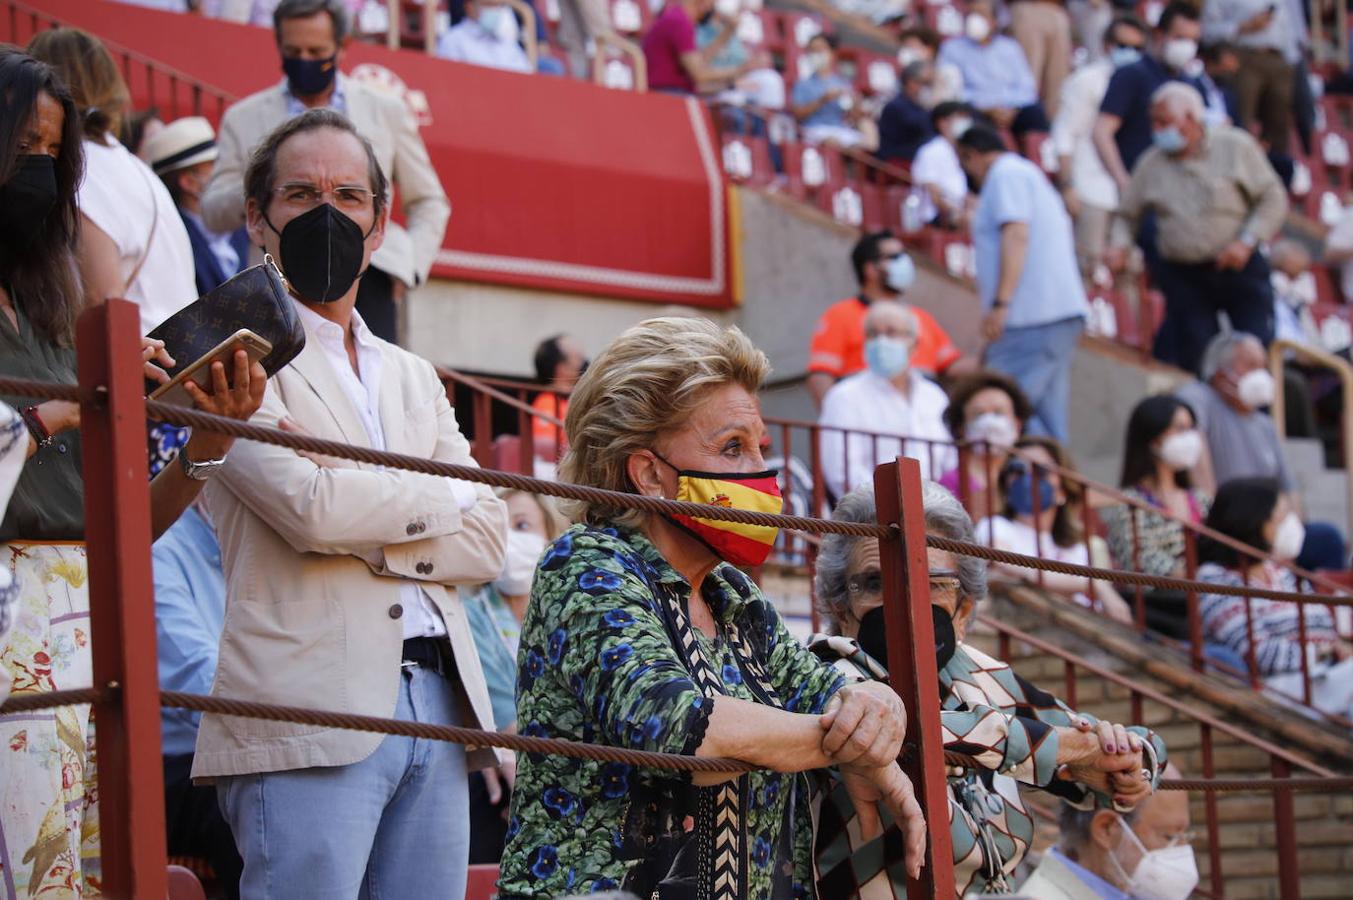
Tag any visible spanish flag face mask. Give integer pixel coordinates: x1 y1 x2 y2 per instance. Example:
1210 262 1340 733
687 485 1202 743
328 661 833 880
653 453 784 567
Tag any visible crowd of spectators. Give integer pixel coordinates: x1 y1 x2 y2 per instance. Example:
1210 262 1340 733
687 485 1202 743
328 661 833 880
4 0 1353 895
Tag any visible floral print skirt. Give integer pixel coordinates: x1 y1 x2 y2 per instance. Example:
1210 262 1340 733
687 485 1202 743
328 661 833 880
0 542 100 898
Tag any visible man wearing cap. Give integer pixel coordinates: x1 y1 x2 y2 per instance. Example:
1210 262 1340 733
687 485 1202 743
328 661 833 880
146 117 250 296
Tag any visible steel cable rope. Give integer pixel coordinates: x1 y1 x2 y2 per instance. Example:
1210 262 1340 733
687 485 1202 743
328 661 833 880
3 690 1351 792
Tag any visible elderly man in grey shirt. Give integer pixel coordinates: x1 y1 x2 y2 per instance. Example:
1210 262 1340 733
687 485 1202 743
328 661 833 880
1108 82 1287 374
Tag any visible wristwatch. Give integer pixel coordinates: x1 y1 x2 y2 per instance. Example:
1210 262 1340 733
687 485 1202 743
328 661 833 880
991 298 1009 309
178 449 226 481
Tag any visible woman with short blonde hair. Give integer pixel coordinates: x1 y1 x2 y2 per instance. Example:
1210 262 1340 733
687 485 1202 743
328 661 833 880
499 317 925 899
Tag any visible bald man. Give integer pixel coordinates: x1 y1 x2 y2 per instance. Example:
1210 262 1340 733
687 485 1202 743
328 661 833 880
1022 763 1198 899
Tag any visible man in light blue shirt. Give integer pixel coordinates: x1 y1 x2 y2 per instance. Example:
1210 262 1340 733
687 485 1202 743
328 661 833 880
959 124 1088 441
938 0 1050 139
153 503 241 897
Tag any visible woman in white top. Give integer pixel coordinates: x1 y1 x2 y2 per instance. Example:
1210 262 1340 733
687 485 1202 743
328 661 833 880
28 28 197 335
976 436 1133 623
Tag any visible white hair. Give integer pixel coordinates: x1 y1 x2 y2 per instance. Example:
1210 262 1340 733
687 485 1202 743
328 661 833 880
1150 81 1205 122
863 300 919 335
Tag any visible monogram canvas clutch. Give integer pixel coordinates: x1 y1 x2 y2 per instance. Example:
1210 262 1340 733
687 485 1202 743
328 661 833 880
145 257 305 397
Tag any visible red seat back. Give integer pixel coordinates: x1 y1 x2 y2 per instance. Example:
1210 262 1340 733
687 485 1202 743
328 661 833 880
467 864 501 900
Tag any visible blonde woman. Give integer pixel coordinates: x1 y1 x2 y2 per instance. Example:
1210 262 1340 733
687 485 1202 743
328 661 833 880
497 317 925 899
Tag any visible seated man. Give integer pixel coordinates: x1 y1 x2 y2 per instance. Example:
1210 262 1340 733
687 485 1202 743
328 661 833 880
642 0 747 94
437 0 540 73
899 25 964 105
791 33 879 150
911 101 974 228
807 230 965 408
145 116 248 296
876 61 936 164
1177 331 1345 570
938 0 1050 139
819 302 954 495
153 501 243 898
1022 764 1196 898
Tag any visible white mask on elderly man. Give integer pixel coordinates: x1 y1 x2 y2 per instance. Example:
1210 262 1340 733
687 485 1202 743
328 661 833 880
493 529 548 597
1235 369 1277 410
1108 817 1200 900
1271 270 1318 308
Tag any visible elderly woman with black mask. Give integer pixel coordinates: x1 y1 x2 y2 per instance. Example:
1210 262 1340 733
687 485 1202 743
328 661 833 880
809 482 1169 897
0 49 265 896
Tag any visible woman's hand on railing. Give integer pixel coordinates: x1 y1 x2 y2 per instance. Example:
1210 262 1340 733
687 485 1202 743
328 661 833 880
819 680 907 769
839 762 926 879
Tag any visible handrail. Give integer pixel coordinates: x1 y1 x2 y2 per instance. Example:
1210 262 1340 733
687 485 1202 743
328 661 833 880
592 32 647 92
445 369 1353 598
439 367 563 428
1267 336 1353 540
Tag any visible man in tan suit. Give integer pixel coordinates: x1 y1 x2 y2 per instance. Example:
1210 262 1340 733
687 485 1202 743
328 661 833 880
202 0 450 344
197 108 506 899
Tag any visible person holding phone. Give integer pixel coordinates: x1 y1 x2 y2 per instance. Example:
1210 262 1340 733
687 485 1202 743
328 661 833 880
0 49 267 897
1201 0 1305 157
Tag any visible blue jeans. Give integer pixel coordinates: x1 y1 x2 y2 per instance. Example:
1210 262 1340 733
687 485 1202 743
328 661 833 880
217 667 470 899
984 315 1085 442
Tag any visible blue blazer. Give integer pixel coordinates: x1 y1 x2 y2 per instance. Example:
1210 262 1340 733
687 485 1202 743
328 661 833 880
180 209 250 296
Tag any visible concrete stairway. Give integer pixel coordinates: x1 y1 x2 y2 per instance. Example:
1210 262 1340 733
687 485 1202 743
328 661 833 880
967 588 1353 900
1286 435 1350 537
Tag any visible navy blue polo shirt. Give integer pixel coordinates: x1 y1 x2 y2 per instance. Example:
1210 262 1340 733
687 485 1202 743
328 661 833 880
877 93 935 164
1099 55 1206 172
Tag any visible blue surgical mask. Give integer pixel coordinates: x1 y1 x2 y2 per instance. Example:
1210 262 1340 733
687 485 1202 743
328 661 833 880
884 253 915 292
1152 125 1187 153
1109 46 1142 68
1006 470 1056 516
478 5 512 37
865 335 913 378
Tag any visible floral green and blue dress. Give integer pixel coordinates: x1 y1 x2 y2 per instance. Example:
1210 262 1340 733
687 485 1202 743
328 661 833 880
498 523 847 899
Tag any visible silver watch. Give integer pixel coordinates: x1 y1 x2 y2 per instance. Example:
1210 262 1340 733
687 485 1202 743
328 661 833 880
178 450 226 481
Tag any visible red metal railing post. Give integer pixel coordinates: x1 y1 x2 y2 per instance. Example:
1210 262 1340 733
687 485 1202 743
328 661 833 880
874 458 955 899
1271 756 1300 898
75 299 168 899
1200 723 1223 897
1183 531 1204 672
471 389 492 468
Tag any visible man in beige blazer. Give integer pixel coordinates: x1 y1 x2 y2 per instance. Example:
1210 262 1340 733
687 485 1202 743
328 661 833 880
202 0 450 344
197 108 506 899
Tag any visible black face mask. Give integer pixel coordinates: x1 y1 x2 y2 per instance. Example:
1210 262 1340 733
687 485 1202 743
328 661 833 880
266 203 368 303
0 155 58 247
856 604 957 671
282 54 338 97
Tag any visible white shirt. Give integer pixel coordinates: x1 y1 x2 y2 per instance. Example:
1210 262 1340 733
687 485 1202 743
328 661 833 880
1050 60 1117 211
911 135 967 224
975 515 1094 608
78 137 198 334
436 19 532 73
292 301 479 640
819 368 954 498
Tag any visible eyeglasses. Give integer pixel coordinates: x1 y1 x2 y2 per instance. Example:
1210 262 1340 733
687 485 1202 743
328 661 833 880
273 182 375 212
846 568 963 601
1164 830 1197 848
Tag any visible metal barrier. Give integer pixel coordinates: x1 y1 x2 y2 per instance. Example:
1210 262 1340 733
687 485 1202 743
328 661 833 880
3 301 1349 897
1 0 235 123
1268 336 1353 539
444 371 1353 730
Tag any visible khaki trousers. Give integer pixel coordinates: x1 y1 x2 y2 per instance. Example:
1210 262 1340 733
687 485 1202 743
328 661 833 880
1234 46 1294 155
1010 1 1072 119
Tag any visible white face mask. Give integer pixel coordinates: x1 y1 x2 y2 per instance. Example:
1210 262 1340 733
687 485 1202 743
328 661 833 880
948 115 973 139
1161 37 1197 71
897 46 924 68
1110 818 1200 900
1157 429 1203 471
964 13 991 42
964 412 1018 449
1271 512 1306 561
714 0 739 16
1235 368 1276 410
809 50 832 74
493 529 548 597
1272 270 1318 307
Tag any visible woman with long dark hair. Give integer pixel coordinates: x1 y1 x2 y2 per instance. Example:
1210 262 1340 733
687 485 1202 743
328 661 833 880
0 49 265 895
974 435 1132 623
1198 479 1352 718
1101 395 1212 637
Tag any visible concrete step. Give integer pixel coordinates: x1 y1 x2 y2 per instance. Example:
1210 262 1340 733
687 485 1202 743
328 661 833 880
1283 436 1349 532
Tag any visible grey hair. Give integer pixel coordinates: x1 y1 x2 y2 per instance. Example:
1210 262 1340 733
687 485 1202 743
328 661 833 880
1150 81 1205 122
274 0 351 43
1199 330 1262 382
814 481 987 632
901 60 933 87
1270 237 1311 270
1058 803 1138 855
864 300 919 335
